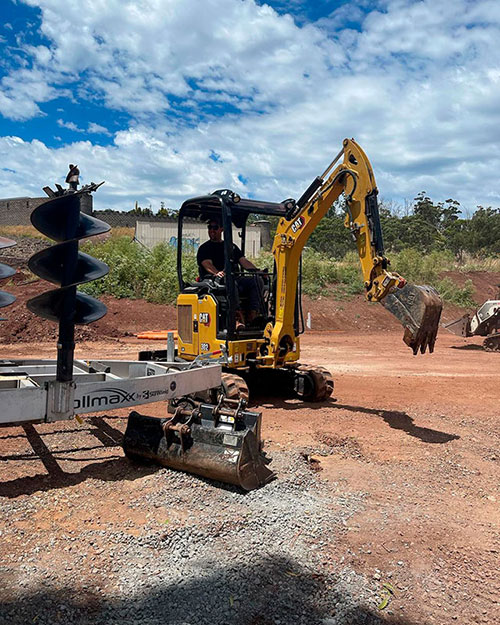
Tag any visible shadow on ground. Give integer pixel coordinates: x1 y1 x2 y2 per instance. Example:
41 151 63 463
0 555 425 625
332 403 460 444
260 397 459 444
0 417 157 498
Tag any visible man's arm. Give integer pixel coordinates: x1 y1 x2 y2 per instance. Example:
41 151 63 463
239 256 258 271
201 259 224 277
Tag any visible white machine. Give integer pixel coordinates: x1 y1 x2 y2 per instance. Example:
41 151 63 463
443 299 500 351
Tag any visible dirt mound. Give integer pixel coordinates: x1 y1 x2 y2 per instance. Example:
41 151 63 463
441 269 500 303
0 236 50 269
1 268 499 344
0 272 177 343
304 270 500 332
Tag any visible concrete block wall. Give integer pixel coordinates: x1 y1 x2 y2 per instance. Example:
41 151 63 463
0 194 93 226
92 212 166 228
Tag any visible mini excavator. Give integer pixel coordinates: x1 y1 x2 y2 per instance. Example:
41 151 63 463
0 145 442 493
125 138 442 490
135 138 442 405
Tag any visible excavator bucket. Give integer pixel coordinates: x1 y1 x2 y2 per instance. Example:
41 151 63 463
443 314 470 337
123 401 274 491
382 284 442 355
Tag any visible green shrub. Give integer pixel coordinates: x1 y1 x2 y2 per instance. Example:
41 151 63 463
80 236 196 303
253 248 363 298
390 248 456 284
435 278 476 307
80 237 479 308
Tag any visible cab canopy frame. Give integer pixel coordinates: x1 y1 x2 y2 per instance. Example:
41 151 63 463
176 189 290 340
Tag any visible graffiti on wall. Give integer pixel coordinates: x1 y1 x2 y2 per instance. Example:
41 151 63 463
168 235 200 251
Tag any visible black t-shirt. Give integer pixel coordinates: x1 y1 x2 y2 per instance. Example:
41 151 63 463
197 240 243 277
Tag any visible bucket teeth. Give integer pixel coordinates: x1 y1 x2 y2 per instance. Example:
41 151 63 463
123 408 274 491
382 284 443 354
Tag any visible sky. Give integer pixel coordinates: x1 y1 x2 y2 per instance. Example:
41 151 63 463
1 0 500 213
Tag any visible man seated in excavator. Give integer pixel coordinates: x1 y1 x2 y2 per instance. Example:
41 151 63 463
197 218 263 329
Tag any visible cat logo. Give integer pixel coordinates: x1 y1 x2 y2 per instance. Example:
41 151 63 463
199 312 210 325
291 216 305 233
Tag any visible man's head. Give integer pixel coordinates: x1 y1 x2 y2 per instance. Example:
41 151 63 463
207 219 223 242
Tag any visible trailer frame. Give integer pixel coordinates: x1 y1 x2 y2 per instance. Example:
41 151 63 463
0 357 221 427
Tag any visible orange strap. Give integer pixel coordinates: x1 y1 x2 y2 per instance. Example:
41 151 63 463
136 330 178 340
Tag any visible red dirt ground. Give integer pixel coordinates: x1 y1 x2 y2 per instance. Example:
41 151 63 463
0 276 499 624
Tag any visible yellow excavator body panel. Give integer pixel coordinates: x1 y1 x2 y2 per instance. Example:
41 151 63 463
176 292 299 368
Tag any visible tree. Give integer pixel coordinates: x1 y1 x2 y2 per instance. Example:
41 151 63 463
413 192 442 229
466 207 500 255
379 204 406 251
308 200 353 258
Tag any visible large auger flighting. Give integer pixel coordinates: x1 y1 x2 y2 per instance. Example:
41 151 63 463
27 168 109 385
0 237 17 321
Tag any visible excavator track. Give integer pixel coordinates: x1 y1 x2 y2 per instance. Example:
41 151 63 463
294 364 334 402
186 372 250 406
220 372 250 402
483 334 500 352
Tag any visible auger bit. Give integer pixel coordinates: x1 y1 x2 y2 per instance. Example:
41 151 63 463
382 284 443 355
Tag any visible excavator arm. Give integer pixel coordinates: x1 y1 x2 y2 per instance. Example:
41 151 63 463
265 138 442 365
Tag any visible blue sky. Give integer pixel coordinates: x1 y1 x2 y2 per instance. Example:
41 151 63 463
1 0 500 213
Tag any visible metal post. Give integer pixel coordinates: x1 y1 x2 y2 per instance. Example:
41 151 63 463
56 200 80 382
167 331 175 362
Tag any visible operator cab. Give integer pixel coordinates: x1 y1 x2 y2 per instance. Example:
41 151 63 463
177 189 303 342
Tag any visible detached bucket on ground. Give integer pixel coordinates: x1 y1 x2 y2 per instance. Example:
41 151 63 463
123 402 274 491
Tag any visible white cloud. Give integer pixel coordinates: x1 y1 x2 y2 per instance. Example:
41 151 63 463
1 0 500 211
57 118 84 132
56 119 111 136
0 67 60 120
16 0 343 116
88 122 111 135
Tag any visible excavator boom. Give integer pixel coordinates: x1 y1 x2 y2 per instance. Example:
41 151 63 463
267 138 442 364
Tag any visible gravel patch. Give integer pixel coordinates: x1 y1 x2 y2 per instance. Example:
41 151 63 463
1 445 384 625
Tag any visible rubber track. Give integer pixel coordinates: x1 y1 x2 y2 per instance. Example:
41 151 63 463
297 363 334 402
483 335 500 352
221 372 250 402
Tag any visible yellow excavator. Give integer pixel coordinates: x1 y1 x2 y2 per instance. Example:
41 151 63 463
139 138 442 401
125 139 442 488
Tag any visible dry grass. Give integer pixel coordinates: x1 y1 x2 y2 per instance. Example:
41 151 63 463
0 225 45 239
110 227 135 238
0 225 135 241
459 255 500 272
